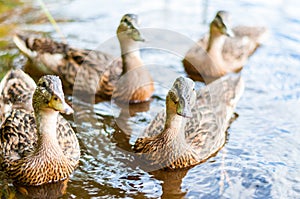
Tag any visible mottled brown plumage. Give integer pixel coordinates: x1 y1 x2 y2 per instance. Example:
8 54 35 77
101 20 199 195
134 74 244 170
183 10 267 83
14 14 154 103
0 75 80 186
0 69 36 124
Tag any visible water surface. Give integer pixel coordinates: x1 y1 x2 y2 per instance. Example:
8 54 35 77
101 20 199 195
0 0 299 198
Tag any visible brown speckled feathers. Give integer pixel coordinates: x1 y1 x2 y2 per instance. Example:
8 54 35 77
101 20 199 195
183 11 267 83
134 74 244 169
0 109 80 185
0 69 36 124
0 74 80 185
15 34 122 96
14 14 154 102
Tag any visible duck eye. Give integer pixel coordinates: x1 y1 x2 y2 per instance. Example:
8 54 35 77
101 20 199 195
168 90 178 103
38 81 47 88
53 96 58 101
216 14 222 21
124 18 129 23
179 99 184 104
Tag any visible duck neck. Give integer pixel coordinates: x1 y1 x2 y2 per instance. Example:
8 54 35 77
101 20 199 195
34 108 62 156
206 30 226 61
120 40 143 74
162 110 186 142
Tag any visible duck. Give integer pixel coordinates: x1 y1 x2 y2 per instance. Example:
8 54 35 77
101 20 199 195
0 75 80 186
134 74 244 170
182 10 267 83
13 13 154 103
0 68 36 124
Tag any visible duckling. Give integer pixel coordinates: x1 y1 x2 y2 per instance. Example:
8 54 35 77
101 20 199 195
0 68 36 124
134 74 244 170
0 75 80 186
182 10 267 83
13 14 154 103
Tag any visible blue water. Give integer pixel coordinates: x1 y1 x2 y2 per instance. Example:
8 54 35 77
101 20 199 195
1 0 300 198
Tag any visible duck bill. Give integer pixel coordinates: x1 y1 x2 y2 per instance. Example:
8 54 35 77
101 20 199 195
131 21 145 42
221 16 235 37
132 28 145 42
48 96 74 115
177 100 192 118
60 101 74 115
225 26 235 37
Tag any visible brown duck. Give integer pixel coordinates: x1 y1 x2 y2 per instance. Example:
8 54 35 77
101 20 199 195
183 10 267 83
134 74 244 170
13 14 154 103
0 75 80 186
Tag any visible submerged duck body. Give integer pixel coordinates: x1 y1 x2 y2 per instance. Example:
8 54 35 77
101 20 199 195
134 74 244 170
183 10 267 83
0 75 80 186
14 14 154 103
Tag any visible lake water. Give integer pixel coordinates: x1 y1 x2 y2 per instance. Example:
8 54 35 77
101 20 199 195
0 0 300 198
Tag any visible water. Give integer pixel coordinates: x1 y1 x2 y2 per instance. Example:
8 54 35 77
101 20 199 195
0 0 300 198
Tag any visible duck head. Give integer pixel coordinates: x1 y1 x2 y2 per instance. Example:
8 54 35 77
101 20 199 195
33 75 73 115
117 13 145 42
210 10 234 37
166 77 196 118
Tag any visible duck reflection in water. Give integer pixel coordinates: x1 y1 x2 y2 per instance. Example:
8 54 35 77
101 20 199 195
13 179 69 199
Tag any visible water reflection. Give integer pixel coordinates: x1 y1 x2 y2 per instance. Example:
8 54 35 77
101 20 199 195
113 101 151 150
151 169 189 199
14 180 68 199
0 176 69 199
